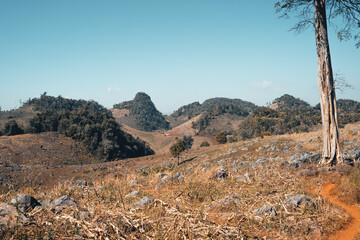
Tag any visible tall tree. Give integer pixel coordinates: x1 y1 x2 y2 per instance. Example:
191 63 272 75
275 0 360 166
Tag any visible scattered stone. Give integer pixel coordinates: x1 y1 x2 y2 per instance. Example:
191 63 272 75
253 205 277 216
235 173 252 183
280 160 289 166
10 194 41 213
129 179 139 186
51 195 78 210
133 197 155 209
211 168 228 180
71 211 91 220
295 145 303 151
255 158 269 165
75 179 87 188
220 195 242 207
284 195 314 208
158 173 171 181
125 191 142 198
289 162 299 168
0 202 29 226
173 172 185 182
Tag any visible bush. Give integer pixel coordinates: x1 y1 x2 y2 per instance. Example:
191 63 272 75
200 141 210 147
3 120 24 136
216 132 227 144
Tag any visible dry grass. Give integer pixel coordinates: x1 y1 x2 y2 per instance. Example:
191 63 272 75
1 122 360 239
336 167 360 204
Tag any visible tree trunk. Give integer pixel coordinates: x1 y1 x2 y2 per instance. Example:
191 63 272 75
314 0 342 166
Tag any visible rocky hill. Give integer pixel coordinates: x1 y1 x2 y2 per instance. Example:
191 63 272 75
113 92 170 132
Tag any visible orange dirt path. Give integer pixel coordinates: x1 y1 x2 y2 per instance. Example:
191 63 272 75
322 183 360 240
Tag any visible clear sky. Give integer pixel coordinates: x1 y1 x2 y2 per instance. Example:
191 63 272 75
1 0 359 114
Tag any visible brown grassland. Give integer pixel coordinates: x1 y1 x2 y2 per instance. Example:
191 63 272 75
0 122 360 239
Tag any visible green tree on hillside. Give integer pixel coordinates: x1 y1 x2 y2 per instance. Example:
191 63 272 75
170 138 187 164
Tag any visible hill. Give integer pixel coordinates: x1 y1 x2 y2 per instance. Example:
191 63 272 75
238 95 360 140
168 97 257 136
0 93 154 161
113 92 170 132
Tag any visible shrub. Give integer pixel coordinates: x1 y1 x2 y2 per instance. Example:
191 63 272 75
3 120 24 136
200 141 210 147
215 132 227 144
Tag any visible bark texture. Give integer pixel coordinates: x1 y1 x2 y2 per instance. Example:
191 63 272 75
314 0 342 165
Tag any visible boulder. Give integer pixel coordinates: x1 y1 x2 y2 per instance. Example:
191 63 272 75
10 194 41 213
253 205 277 216
173 172 185 182
284 195 314 208
133 197 155 209
125 191 141 198
0 202 29 226
49 195 78 211
129 179 139 186
211 168 228 180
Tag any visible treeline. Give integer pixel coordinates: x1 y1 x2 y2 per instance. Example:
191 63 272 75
113 92 170 132
170 97 257 135
238 95 360 139
1 93 154 161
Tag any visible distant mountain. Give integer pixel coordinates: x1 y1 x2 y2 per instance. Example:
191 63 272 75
113 92 170 132
0 93 154 161
168 97 257 136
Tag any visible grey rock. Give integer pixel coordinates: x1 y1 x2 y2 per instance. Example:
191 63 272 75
284 195 314 208
71 211 91 220
211 168 228 180
289 162 299 168
125 191 141 198
51 195 78 209
75 180 87 188
158 174 171 181
173 172 185 182
255 158 269 165
295 145 303 150
10 194 41 213
0 202 29 226
133 197 155 209
129 179 139 186
253 205 277 216
220 195 242 206
280 160 289 166
235 173 252 183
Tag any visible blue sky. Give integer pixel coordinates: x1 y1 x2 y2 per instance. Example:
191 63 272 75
1 0 359 114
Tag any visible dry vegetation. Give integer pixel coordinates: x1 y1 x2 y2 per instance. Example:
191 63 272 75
1 122 360 239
